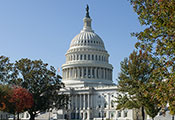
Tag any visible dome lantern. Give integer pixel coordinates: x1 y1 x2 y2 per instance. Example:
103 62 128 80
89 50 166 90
81 5 94 33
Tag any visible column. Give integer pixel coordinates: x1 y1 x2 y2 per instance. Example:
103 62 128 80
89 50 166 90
77 67 80 78
91 94 93 108
86 67 88 78
69 95 71 110
88 94 90 109
94 67 96 79
99 68 101 79
75 95 77 109
82 67 84 78
71 95 74 110
84 94 86 109
80 94 81 110
67 69 69 79
104 68 106 80
90 67 93 78
81 67 84 78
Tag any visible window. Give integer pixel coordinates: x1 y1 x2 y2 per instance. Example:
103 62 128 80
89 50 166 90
80 55 82 60
99 112 101 117
111 112 114 118
80 68 82 77
84 55 86 60
88 54 90 60
111 101 114 108
99 55 101 61
77 55 79 60
73 55 75 60
85 113 87 119
96 55 98 60
117 111 121 117
92 55 94 60
84 68 86 77
104 102 107 108
124 110 128 117
97 68 99 78
104 112 106 117
88 68 91 78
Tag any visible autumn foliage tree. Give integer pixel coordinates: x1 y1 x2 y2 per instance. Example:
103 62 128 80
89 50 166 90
129 0 175 116
9 86 34 119
10 58 67 120
0 85 11 111
116 50 164 120
0 85 33 120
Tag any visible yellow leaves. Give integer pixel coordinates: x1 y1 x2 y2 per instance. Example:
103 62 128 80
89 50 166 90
0 102 6 110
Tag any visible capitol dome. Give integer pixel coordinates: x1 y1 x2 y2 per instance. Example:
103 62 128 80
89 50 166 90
62 5 114 87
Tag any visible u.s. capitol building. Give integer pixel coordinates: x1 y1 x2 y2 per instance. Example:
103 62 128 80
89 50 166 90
54 5 134 120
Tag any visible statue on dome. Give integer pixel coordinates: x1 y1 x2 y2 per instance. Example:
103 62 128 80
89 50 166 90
86 4 90 18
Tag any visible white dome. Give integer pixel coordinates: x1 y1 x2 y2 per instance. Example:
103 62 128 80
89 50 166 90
62 6 114 87
70 31 105 50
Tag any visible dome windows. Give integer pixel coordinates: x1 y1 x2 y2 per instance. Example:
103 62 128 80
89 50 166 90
66 53 108 63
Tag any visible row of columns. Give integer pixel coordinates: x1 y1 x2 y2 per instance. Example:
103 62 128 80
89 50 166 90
66 54 108 63
68 94 93 110
63 67 112 80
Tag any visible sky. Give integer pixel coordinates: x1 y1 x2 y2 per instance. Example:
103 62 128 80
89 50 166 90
0 0 143 83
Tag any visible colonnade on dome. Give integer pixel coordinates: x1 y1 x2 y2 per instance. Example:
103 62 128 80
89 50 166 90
62 67 112 80
66 53 109 63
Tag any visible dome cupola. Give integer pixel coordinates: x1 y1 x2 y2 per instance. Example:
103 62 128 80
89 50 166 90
62 5 114 87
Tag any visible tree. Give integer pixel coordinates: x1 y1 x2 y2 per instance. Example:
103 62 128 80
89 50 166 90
0 56 12 84
10 58 68 120
0 85 11 111
9 86 34 120
129 0 175 117
116 50 163 120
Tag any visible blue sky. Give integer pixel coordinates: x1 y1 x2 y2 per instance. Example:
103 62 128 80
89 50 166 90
0 0 143 83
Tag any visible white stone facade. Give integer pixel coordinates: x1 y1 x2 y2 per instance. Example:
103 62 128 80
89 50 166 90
57 6 134 120
57 86 133 120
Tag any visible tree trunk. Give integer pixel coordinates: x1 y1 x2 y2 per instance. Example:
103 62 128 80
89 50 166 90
141 106 145 120
17 113 20 120
29 112 35 120
13 113 16 120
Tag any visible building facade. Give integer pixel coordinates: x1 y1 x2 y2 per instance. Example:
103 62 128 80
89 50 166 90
56 5 134 120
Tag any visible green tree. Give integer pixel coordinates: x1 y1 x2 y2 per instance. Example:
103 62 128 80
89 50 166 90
10 58 68 120
129 0 175 117
0 56 12 84
116 50 162 120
